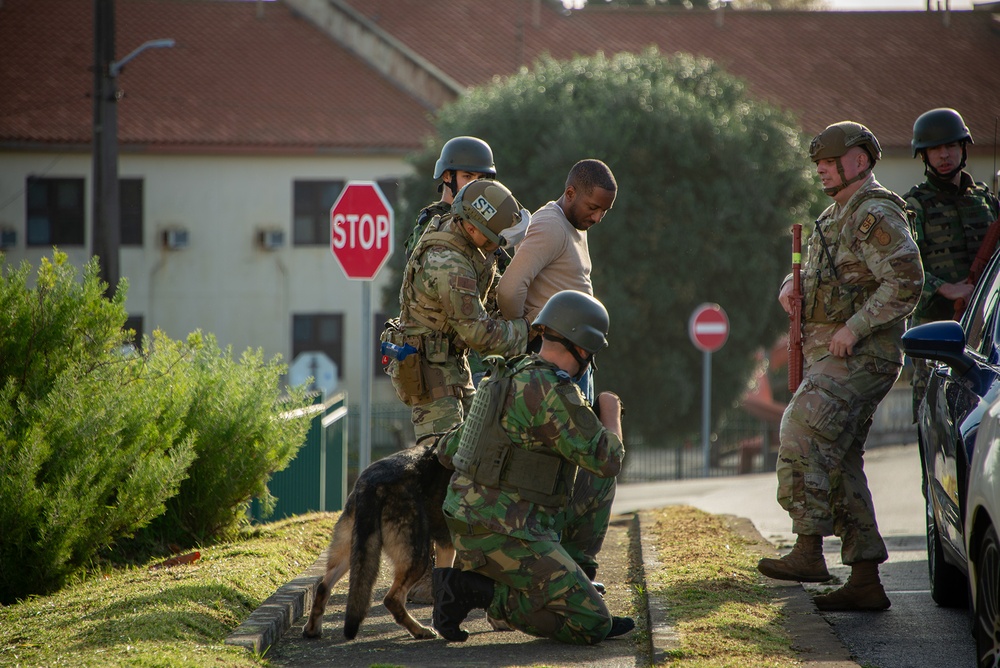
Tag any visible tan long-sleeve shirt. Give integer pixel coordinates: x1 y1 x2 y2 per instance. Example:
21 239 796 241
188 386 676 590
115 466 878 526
497 201 593 321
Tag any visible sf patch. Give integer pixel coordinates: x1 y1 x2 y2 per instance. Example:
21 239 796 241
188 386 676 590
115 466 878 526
858 213 878 239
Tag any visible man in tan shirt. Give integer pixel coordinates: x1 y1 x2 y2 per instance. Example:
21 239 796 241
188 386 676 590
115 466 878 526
497 159 617 328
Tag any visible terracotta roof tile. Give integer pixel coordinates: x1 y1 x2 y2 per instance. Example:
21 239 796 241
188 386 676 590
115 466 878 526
344 0 1000 152
0 0 434 152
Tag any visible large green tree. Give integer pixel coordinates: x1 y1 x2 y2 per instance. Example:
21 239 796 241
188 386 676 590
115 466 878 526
391 49 821 446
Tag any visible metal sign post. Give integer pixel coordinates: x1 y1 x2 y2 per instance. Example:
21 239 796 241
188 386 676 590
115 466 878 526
689 303 730 477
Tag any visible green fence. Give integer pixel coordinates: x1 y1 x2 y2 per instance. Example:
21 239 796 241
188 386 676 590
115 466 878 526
251 392 350 523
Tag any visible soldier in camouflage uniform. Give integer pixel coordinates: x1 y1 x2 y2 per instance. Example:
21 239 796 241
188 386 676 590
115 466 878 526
430 290 632 645
904 108 1000 417
388 178 530 445
757 122 924 612
403 136 498 259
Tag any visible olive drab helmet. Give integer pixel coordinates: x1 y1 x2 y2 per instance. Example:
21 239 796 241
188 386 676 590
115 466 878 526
532 290 610 355
911 108 973 179
433 135 496 189
808 121 881 196
452 179 525 246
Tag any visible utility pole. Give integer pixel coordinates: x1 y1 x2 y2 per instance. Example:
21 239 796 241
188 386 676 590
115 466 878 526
91 0 174 298
92 0 120 297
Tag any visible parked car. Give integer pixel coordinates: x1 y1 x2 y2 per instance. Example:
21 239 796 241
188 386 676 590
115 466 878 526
900 248 1000 612
966 395 1000 665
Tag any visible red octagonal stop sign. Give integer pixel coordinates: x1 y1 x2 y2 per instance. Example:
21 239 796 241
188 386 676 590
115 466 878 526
689 303 729 353
330 181 394 280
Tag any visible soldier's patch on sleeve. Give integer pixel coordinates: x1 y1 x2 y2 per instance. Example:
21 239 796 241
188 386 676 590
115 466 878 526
449 274 478 294
858 212 879 239
873 227 891 246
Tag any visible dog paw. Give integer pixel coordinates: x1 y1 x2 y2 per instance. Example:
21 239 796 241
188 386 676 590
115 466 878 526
410 625 437 640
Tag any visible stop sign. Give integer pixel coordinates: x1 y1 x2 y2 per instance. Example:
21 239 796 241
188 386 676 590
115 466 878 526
689 303 729 353
330 181 394 280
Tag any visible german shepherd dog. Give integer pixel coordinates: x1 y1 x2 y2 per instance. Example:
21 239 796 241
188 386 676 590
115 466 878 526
302 440 456 640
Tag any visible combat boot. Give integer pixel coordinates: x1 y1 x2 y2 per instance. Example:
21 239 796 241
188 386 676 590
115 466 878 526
432 567 496 642
756 534 832 583
813 560 890 611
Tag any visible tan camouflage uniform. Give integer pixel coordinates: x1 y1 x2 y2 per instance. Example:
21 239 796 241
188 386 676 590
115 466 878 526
778 174 923 565
393 214 527 443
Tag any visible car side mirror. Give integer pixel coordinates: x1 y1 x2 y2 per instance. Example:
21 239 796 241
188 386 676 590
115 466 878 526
901 320 973 375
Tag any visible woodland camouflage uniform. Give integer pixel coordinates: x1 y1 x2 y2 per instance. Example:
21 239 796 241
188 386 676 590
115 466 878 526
778 174 923 565
437 353 624 645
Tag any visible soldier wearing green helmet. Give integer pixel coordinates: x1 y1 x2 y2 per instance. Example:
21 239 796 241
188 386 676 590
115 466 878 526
758 121 924 613
432 290 631 645
904 108 999 322
903 109 999 422
404 136 498 258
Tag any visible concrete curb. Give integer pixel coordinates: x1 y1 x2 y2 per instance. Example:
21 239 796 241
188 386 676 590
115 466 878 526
224 546 330 655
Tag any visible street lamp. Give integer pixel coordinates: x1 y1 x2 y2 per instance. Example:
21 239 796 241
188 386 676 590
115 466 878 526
92 0 174 297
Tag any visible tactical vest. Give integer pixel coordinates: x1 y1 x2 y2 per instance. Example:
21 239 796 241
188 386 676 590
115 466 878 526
400 214 491 337
452 355 578 508
806 187 906 324
905 178 999 283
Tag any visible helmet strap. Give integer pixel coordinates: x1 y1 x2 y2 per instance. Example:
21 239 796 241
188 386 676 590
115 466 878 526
824 156 872 197
920 143 967 182
445 170 460 199
542 331 593 381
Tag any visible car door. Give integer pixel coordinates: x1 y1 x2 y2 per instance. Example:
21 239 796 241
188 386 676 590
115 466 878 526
924 256 1000 557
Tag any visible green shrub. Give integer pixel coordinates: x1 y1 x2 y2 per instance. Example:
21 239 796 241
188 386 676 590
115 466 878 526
134 330 312 547
0 252 313 603
0 252 196 604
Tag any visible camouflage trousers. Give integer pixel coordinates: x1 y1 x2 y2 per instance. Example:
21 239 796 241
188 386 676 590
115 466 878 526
411 392 472 445
776 352 900 565
450 472 617 645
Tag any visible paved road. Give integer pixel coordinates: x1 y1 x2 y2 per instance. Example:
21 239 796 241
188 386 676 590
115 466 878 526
615 442 975 668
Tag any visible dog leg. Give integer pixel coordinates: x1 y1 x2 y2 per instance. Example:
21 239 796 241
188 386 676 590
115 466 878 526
435 542 456 569
384 564 437 639
303 523 352 639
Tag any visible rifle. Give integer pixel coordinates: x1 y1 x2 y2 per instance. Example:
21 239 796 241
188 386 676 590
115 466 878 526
788 224 804 392
954 214 1000 319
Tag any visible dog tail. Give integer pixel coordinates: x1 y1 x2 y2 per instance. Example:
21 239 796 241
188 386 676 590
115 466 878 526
343 484 382 640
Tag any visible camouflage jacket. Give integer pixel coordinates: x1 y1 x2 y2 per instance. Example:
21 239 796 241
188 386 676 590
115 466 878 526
798 174 924 364
404 200 451 259
904 171 1000 323
399 214 527 388
440 354 624 542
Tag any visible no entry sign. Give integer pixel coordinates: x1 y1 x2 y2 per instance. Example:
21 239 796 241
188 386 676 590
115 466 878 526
689 303 729 353
330 181 394 280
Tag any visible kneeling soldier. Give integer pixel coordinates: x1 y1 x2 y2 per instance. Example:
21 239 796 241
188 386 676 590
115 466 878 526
432 290 633 644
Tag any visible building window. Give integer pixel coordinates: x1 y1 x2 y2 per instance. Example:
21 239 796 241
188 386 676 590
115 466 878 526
120 178 143 246
292 313 343 377
124 315 144 352
293 180 344 246
26 177 85 246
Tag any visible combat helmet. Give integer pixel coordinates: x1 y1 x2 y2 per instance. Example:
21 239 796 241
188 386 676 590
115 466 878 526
809 121 881 196
452 179 525 246
911 108 973 157
532 290 609 355
433 136 497 180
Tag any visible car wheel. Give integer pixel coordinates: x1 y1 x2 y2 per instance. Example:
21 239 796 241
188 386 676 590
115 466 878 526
975 524 1000 668
926 488 969 608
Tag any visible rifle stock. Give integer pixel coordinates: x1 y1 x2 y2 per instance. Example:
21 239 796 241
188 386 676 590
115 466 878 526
788 224 804 392
954 214 1000 319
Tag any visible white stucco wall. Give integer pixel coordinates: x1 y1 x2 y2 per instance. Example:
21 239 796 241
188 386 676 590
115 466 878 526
0 150 411 405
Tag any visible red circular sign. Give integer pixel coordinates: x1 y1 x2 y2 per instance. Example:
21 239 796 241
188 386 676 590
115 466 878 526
689 303 729 353
330 182 394 280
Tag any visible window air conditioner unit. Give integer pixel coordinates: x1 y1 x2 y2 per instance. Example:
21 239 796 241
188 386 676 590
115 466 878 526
258 229 285 250
0 228 15 249
162 228 189 250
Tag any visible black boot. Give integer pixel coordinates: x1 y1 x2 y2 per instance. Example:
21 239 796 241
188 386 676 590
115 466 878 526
607 616 635 638
432 567 495 642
